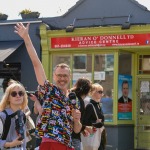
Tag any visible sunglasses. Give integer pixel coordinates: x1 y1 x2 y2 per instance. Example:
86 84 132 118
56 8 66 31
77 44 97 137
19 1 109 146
97 91 103 94
10 91 24 97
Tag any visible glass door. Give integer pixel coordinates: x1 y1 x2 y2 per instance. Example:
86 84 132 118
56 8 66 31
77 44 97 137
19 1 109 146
136 78 150 149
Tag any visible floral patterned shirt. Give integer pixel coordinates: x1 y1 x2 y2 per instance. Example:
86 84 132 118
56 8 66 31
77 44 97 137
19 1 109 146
35 80 79 148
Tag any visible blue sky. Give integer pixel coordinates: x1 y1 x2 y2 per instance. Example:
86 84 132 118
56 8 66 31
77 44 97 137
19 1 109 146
0 0 149 20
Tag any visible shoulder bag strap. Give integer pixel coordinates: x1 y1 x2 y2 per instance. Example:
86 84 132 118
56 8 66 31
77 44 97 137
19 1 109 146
90 103 99 120
2 110 19 140
0 115 4 139
2 110 11 140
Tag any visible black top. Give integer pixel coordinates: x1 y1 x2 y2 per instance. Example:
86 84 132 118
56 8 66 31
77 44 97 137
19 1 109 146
72 95 85 140
82 99 104 126
118 96 132 103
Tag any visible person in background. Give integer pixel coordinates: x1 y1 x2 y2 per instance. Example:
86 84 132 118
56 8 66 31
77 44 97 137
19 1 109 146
29 89 43 149
83 95 91 107
0 82 28 150
101 89 113 114
82 83 105 150
7 79 18 86
14 22 82 150
2 78 11 93
70 77 94 150
118 80 132 103
2 78 18 93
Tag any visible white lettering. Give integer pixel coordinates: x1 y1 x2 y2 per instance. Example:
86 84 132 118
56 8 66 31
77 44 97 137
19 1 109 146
100 35 127 40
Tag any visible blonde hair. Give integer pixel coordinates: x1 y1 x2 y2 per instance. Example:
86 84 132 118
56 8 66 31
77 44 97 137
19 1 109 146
0 83 28 111
90 83 103 96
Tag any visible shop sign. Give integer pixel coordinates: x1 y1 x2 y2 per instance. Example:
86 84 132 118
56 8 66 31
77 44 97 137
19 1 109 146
51 33 150 48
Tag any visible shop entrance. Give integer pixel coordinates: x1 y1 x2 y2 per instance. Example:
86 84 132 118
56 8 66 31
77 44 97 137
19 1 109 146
136 78 150 149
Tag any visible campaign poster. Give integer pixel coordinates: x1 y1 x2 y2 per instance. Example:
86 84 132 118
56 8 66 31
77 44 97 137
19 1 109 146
118 75 132 120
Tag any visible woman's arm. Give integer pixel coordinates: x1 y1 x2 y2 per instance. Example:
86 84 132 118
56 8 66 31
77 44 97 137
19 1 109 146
4 138 23 148
14 22 46 86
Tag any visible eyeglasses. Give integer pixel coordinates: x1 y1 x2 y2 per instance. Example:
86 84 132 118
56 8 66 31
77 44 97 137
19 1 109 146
97 91 103 94
10 91 24 97
55 73 69 79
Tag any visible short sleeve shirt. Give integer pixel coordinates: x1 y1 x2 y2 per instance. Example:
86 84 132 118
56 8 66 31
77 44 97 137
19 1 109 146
35 80 79 148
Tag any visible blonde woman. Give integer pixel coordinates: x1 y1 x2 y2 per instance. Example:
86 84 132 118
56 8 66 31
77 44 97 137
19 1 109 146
0 83 28 150
82 83 105 150
7 79 34 143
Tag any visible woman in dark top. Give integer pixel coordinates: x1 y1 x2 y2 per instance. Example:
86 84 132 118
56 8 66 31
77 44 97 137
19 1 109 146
82 83 105 150
71 77 93 150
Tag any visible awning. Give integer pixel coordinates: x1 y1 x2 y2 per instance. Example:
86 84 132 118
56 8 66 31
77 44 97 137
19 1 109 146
0 41 24 62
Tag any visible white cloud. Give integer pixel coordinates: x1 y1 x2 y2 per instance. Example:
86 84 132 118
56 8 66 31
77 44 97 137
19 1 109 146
135 0 150 10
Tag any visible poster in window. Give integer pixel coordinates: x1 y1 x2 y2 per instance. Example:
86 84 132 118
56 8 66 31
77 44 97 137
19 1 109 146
118 75 132 120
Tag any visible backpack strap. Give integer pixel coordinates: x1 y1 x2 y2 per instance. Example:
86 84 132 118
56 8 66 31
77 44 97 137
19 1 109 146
1 110 12 140
0 116 4 139
23 113 26 124
1 110 26 140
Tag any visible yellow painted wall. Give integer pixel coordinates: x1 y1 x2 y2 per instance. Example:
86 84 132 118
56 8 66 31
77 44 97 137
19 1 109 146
40 23 150 126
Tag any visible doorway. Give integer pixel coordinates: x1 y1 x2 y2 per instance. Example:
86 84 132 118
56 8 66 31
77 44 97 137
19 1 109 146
136 78 150 149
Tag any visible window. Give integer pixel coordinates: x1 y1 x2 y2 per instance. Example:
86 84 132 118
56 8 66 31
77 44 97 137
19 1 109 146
94 54 114 122
139 55 150 74
53 55 71 68
119 53 132 75
105 54 114 71
73 54 92 85
73 54 86 72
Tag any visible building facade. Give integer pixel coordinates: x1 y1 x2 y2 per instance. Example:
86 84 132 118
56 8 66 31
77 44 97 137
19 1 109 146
40 22 150 150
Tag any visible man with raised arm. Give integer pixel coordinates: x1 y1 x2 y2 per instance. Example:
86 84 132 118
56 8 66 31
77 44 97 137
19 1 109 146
14 22 82 150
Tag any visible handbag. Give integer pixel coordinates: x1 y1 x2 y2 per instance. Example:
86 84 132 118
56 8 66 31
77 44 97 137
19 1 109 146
81 103 102 150
25 116 35 142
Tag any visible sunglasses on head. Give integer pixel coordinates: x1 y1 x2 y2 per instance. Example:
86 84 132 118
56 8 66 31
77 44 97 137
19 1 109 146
97 91 103 94
10 91 24 97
